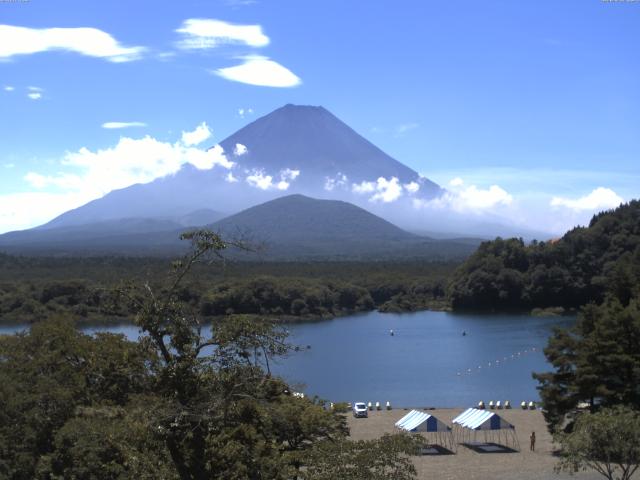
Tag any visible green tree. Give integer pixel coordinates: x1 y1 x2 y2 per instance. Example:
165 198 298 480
555 406 640 480
301 433 423 480
0 318 154 480
117 230 350 480
534 298 640 432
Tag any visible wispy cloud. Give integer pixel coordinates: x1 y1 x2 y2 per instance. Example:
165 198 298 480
214 55 301 88
324 173 348 192
238 107 253 118
394 122 419 137
26 86 43 100
102 121 147 129
3 85 14 92
0 25 145 62
176 19 269 49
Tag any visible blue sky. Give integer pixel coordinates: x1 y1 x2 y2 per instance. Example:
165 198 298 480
1 0 639 233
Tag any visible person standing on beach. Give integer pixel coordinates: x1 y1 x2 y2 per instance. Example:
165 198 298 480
530 431 536 451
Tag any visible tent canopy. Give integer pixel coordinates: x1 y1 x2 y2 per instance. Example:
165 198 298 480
452 408 514 431
395 410 451 433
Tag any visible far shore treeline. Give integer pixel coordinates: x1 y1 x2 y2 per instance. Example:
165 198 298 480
1 201 639 326
0 257 454 325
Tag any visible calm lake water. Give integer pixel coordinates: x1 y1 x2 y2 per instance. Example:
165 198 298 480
0 310 573 408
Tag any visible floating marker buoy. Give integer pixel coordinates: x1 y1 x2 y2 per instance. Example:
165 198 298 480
390 329 394 336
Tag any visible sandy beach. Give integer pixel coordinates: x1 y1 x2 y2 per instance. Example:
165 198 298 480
347 408 606 480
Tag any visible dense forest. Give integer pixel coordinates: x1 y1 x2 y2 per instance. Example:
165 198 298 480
0 255 455 325
448 201 640 311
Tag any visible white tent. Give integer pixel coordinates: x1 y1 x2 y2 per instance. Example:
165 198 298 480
452 408 520 451
395 410 456 452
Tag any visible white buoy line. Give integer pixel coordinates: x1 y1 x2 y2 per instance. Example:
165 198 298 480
455 347 539 377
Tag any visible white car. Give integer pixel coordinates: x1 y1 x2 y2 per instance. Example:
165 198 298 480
352 402 368 418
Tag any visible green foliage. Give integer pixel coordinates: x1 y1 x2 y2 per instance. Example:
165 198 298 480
0 317 154 480
301 433 423 480
534 298 640 432
555 406 640 480
449 201 640 311
0 257 457 325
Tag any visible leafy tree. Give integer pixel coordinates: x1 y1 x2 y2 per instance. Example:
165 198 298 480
555 406 640 480
448 201 640 311
0 317 154 480
115 230 354 480
534 298 640 432
301 433 423 480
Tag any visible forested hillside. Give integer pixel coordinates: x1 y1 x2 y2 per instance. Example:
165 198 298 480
448 200 640 311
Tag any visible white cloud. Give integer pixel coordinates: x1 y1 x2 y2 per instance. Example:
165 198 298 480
0 191 90 234
416 178 513 212
176 19 269 49
370 177 403 203
214 55 301 88
394 123 419 137
245 170 274 190
404 181 420 194
22 126 234 209
245 168 299 191
238 107 253 118
351 176 410 203
352 180 376 194
550 187 624 212
27 92 41 100
181 122 212 146
102 121 147 129
234 143 248 156
4 163 15 169
225 171 239 183
324 173 348 191
4 85 14 91
0 25 145 62
281 168 300 181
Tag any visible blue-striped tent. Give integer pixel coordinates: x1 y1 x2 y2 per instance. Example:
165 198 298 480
452 408 520 450
395 410 455 452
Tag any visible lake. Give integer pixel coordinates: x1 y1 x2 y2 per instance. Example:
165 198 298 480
0 310 573 408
